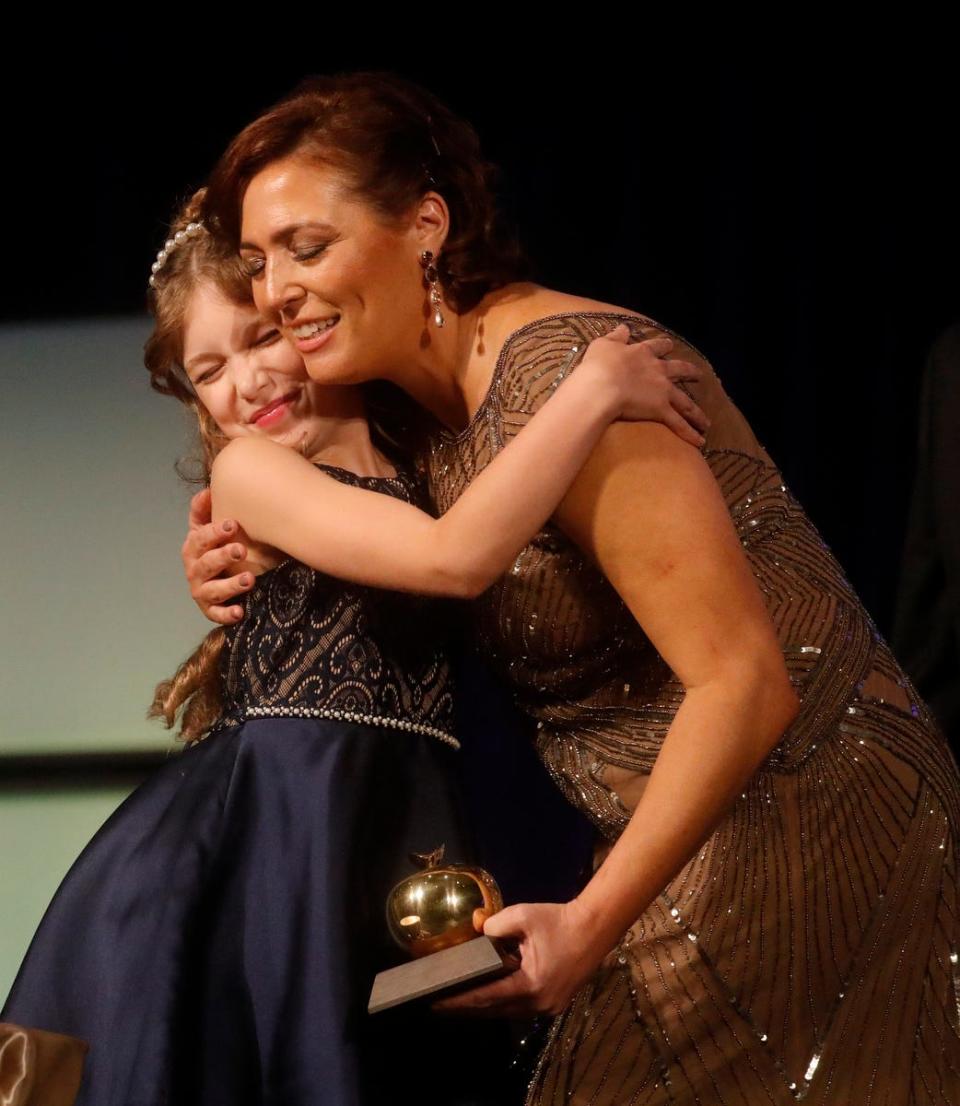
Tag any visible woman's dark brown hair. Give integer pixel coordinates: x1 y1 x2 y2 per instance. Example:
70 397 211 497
202 70 528 313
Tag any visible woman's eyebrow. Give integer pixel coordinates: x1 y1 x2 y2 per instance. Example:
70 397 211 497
240 221 336 249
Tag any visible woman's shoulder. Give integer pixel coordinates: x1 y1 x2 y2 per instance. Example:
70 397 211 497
481 285 711 367
480 285 642 340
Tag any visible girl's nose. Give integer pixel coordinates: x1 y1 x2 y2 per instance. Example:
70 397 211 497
234 355 271 402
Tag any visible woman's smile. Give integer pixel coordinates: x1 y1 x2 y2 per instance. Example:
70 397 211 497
289 315 340 353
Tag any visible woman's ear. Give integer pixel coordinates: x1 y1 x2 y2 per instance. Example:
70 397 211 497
413 190 450 255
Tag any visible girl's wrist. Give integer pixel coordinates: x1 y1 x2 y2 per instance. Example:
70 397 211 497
565 360 622 425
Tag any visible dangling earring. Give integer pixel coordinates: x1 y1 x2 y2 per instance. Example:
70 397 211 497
419 250 445 329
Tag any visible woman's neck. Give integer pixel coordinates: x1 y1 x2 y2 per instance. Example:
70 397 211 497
379 282 545 432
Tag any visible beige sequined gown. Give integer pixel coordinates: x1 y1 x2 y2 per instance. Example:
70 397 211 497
426 311 960 1105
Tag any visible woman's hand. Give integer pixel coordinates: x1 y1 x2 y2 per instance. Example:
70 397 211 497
580 324 710 447
181 489 252 625
432 900 610 1020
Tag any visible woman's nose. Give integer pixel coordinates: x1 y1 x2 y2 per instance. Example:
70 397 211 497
261 255 305 319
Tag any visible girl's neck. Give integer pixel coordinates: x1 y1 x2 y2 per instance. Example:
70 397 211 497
303 395 397 479
309 439 397 479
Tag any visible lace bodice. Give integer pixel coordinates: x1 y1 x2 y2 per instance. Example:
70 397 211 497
214 464 457 747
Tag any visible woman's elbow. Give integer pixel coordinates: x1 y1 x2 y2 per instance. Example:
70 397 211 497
753 651 801 751
457 574 493 600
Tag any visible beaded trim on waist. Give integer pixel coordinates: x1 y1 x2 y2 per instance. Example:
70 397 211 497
215 703 460 750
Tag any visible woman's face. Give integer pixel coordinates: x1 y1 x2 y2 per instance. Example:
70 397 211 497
239 156 441 386
181 280 354 454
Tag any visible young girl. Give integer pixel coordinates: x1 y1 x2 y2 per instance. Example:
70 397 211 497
0 195 707 1106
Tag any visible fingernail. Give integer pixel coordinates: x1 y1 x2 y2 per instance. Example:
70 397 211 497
231 546 243 559
222 520 235 533
239 574 251 587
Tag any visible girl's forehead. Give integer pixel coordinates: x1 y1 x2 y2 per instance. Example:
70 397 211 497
183 286 263 353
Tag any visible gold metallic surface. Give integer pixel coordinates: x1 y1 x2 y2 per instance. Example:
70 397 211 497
386 848 503 958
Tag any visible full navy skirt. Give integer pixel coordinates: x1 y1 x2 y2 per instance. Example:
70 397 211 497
2 719 514 1105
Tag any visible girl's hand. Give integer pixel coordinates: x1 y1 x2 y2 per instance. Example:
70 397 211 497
432 900 612 1019
581 324 710 447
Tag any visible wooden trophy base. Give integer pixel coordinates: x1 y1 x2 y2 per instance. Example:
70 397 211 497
368 936 511 1014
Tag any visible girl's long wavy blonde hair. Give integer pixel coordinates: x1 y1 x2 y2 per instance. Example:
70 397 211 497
145 189 425 744
144 189 245 743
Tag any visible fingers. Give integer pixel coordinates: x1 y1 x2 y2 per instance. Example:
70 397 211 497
187 488 213 528
204 602 247 626
196 571 253 605
187 543 248 583
482 903 527 941
195 573 249 626
432 968 531 1017
670 387 711 436
661 408 707 449
598 323 631 343
598 329 674 356
190 545 253 625
637 335 674 357
665 358 704 385
183 523 244 567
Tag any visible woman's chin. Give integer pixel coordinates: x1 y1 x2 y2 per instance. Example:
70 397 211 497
302 352 367 387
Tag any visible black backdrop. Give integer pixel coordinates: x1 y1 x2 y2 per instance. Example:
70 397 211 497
6 42 958 638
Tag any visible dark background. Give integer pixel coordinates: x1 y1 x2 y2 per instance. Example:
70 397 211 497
6 42 958 640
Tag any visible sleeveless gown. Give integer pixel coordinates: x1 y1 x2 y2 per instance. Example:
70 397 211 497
1 464 512 1106
425 312 960 1105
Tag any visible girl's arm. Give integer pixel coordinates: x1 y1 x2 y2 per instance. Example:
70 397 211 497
210 327 707 597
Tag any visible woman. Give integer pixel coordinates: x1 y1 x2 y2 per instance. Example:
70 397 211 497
184 73 960 1103
0 195 703 1106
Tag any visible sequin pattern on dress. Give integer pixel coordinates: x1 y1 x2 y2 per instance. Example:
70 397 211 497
426 311 960 1104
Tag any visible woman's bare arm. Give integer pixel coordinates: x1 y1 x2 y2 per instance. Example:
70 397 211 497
210 330 709 598
437 421 800 1016
551 423 799 949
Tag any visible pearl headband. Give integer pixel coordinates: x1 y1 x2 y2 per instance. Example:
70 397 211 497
148 221 204 288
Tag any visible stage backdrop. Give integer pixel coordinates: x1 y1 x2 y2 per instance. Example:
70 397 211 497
1 315 208 999
2 316 207 754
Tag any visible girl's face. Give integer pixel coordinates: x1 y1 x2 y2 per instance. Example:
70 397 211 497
238 156 443 386
181 280 355 455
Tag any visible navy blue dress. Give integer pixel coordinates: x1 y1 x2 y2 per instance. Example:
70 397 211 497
1 465 514 1106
